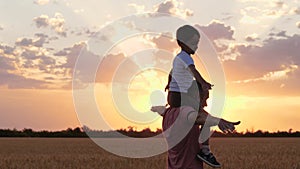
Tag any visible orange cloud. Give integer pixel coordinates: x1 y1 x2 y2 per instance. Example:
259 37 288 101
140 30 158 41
195 21 235 41
222 34 300 96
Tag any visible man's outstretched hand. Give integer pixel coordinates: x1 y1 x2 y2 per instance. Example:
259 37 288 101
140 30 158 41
151 106 166 116
218 119 241 133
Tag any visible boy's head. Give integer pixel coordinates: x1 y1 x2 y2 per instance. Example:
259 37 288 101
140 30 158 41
176 25 200 55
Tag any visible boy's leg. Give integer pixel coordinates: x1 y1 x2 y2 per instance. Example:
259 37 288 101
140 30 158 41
197 112 221 168
167 91 182 108
199 125 211 155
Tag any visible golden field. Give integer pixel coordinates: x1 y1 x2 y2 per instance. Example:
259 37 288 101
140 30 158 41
0 138 299 169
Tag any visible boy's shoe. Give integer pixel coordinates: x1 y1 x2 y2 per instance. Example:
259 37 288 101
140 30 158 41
197 151 221 168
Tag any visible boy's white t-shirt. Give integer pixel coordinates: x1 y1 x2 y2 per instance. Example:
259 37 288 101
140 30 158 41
169 50 194 93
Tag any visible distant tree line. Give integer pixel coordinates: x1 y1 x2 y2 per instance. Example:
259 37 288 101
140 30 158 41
212 129 300 137
0 127 87 137
78 126 163 138
0 126 299 138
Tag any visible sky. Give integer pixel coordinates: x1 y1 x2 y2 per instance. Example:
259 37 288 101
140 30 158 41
0 0 300 132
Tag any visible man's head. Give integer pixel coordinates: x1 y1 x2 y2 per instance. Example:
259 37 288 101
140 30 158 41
176 25 200 55
188 81 209 108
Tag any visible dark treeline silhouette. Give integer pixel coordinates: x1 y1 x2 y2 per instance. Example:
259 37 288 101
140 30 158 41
77 125 163 138
0 126 299 138
0 127 87 138
212 129 300 137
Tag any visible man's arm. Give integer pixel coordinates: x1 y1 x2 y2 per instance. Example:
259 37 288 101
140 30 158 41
187 109 241 133
151 106 166 116
187 109 217 126
151 105 240 133
188 65 212 90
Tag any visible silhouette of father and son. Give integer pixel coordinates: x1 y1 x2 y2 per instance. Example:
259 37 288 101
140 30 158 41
151 25 240 169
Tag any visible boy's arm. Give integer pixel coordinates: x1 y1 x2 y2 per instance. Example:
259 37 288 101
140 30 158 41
188 65 212 90
165 69 172 91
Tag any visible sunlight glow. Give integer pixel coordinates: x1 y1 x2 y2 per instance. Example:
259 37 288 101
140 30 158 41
128 69 168 112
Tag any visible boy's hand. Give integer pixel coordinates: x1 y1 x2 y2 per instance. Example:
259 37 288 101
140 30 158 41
218 119 241 133
164 84 169 92
202 82 213 90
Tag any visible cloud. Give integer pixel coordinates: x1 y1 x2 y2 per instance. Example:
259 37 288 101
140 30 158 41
224 34 300 79
239 5 289 25
0 51 51 89
13 37 54 71
292 7 300 15
33 15 49 27
127 0 193 18
263 10 283 18
0 70 49 89
58 42 86 70
15 38 33 46
237 0 270 2
0 55 15 70
53 42 115 87
69 27 98 38
96 53 140 83
195 21 235 41
143 32 177 51
227 69 300 96
268 31 290 39
21 48 40 60
1 35 72 89
156 0 177 14
297 22 300 29
15 33 49 47
34 33 49 46
56 42 140 85
154 0 193 18
222 34 300 95
240 7 260 24
34 0 50 5
0 45 17 71
274 1 285 8
231 65 298 83
275 31 288 38
16 46 58 76
220 13 234 21
33 13 66 37
73 9 85 13
0 43 14 54
54 49 68 56
128 3 146 14
245 33 260 42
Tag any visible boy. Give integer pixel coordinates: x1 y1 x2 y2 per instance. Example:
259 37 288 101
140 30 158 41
156 25 240 168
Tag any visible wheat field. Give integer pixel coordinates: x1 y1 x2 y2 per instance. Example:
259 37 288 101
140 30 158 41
0 138 299 169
